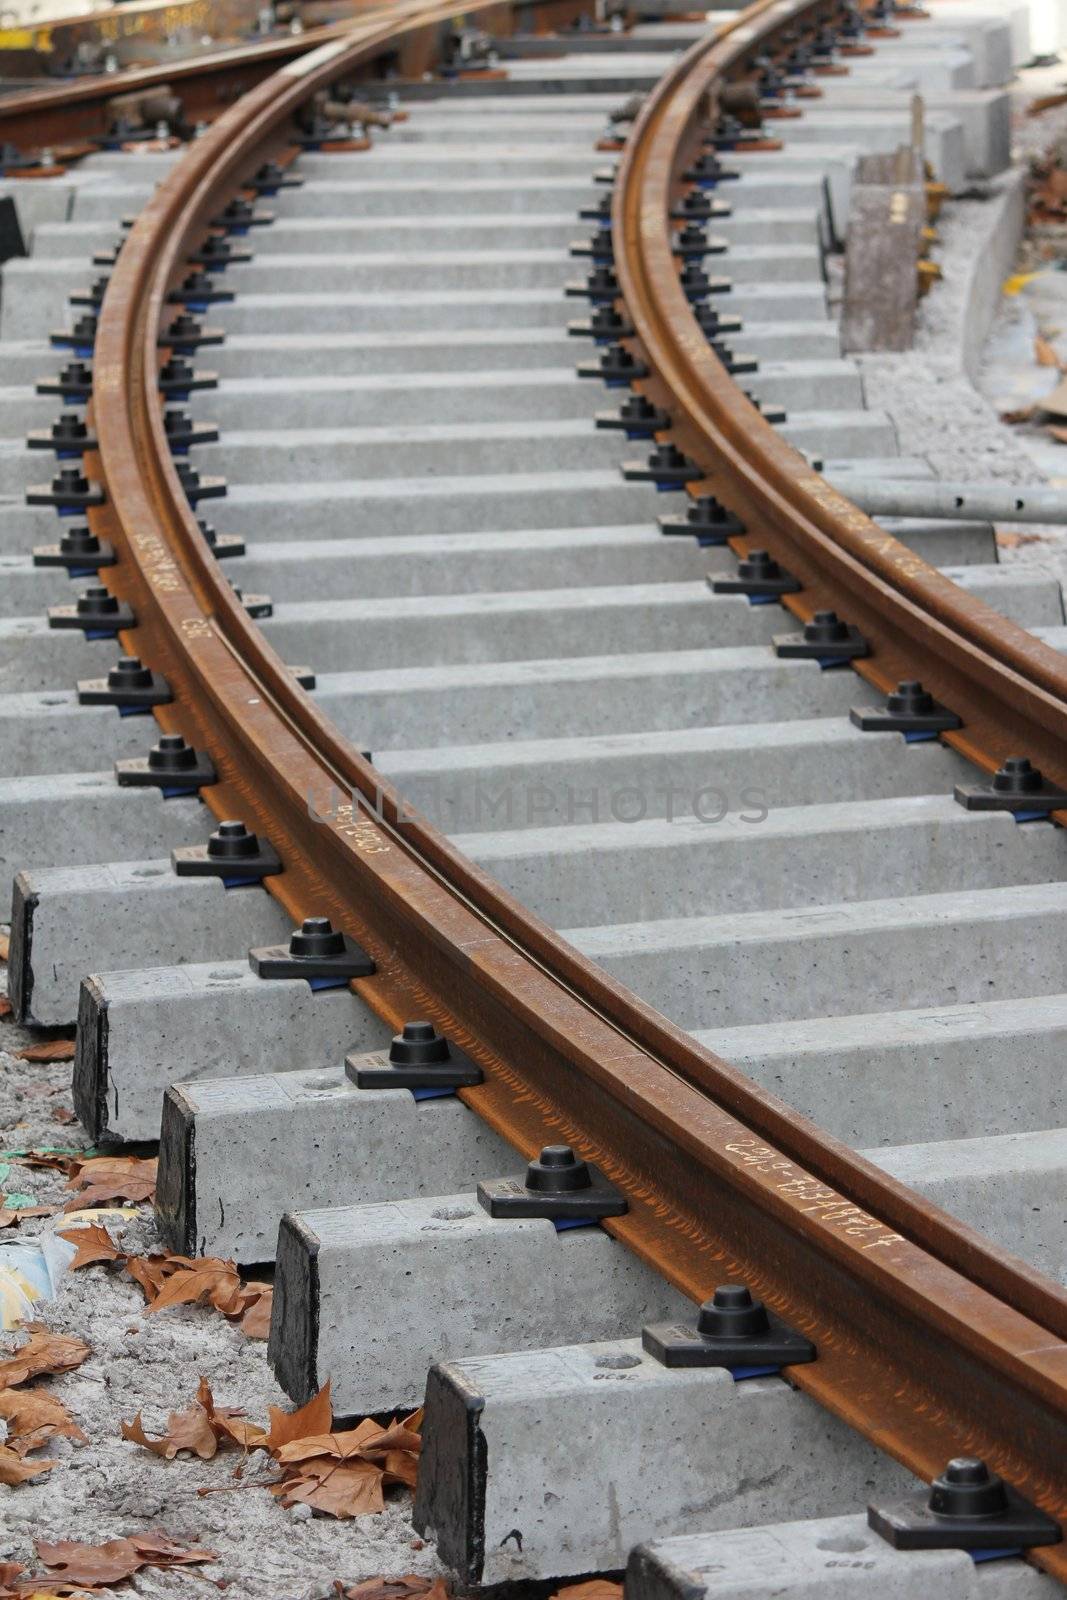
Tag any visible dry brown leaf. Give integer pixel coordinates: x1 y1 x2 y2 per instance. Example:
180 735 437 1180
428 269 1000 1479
0 1327 90 1390
125 1253 170 1301
273 1455 386 1518
122 1401 218 1461
51 1106 76 1125
143 1257 239 1314
56 1223 126 1271
338 1580 449 1600
0 1444 55 1486
1038 374 1067 417
238 1285 272 1340
8 1151 77 1174
996 530 1045 548
266 1381 334 1452
14 1040 75 1064
0 996 11 1020
0 1204 55 1230
0 1388 85 1446
195 1376 267 1451
64 1154 156 1210
0 932 9 963
1035 334 1061 367
552 1583 625 1600
37 1531 215 1587
999 404 1035 424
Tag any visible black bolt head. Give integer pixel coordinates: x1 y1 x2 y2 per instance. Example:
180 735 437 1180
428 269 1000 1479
526 1144 591 1194
76 585 118 615
676 223 708 249
650 443 687 469
929 1459 1009 1520
590 305 625 333
108 656 152 689
53 467 90 494
886 680 934 715
148 734 198 773
620 394 659 421
992 756 1044 795
58 526 100 555
803 610 850 644
290 916 346 957
737 549 780 581
207 820 260 859
161 356 195 383
586 265 618 293
696 1283 771 1339
389 1020 451 1066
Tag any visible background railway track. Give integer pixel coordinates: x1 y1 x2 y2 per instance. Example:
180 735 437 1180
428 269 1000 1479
0 0 1065 1594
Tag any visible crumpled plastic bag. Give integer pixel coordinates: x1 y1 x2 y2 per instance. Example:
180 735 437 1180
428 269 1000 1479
0 1209 135 1329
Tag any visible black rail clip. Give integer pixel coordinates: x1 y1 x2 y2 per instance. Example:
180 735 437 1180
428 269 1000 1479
682 150 741 185
564 264 619 302
188 234 251 268
78 656 172 708
230 584 272 618
954 756 1067 815
672 224 726 259
596 394 669 436
851 680 961 734
478 1144 627 1222
671 190 731 221
659 494 745 541
26 413 98 455
48 585 135 635
576 343 647 384
168 270 235 307
643 1284 816 1369
172 820 281 882
198 518 245 559
570 231 614 261
251 916 375 982
347 1021 483 1091
694 303 744 339
249 162 303 194
774 610 867 662
49 313 98 352
36 360 93 401
159 313 226 349
710 549 800 597
28 467 106 510
164 410 220 451
70 276 110 309
679 262 732 301
578 192 612 223
174 462 226 504
33 525 115 572
868 1458 1061 1553
115 734 216 792
567 305 633 341
623 442 702 486
211 197 273 231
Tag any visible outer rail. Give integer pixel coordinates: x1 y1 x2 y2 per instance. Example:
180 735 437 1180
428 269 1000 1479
79 0 1067 1565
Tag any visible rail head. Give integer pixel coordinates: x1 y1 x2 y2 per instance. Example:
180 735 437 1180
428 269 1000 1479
80 0 1067 1562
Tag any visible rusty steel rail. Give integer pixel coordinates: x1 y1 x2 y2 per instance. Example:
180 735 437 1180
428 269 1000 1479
72 0 1067 1570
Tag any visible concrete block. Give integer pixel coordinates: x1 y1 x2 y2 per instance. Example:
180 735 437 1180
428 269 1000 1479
0 691 164 776
457 797 1066 927
269 1196 689 1412
0 772 206 875
870 1128 1067 1282
697 992 1067 1149
625 1514 1058 1600
73 962 390 1143
9 860 291 1026
0 616 122 695
414 1342 913 1584
569 880 1067 1033
377 718 969 833
157 1066 513 1260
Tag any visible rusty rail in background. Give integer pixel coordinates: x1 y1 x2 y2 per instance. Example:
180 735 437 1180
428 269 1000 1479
71 0 1067 1567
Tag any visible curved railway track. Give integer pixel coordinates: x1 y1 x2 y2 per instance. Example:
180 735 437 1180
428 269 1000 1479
0 0 1065 1593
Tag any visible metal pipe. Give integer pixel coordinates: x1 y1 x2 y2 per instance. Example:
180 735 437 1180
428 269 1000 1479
829 476 1067 526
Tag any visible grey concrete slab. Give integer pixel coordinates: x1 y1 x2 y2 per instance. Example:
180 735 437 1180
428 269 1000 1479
157 1067 513 1261
812 86 1010 177
696 993 1067 1149
0 771 207 875
258 584 783 672
625 1514 1058 1600
0 690 161 776
457 798 1067 926
268 1194 690 1412
770 108 966 192
74 961 391 1143
569 880 1067 1033
870 1128 1067 1282
0 616 119 695
377 719 971 833
776 409 898 458
414 1343 914 1585
312 647 879 752
9 860 291 1026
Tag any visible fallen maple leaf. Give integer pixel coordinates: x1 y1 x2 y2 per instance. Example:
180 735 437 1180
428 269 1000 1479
337 1580 449 1600
51 1106 77 1126
64 1154 156 1210
7 1151 77 1174
272 1455 386 1518
999 405 1035 424
37 1532 215 1587
143 1257 239 1314
122 1402 218 1461
238 1285 273 1340
0 1204 55 1230
996 530 1044 548
0 932 9 962
0 1444 55 1486
0 1387 85 1448
194 1376 266 1451
1035 334 1061 367
0 996 11 1020
552 1583 624 1600
14 1040 75 1064
0 1327 90 1390
56 1223 126 1271
266 1381 333 1452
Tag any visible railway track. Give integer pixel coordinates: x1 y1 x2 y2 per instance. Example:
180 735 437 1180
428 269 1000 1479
0 0 1066 1593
